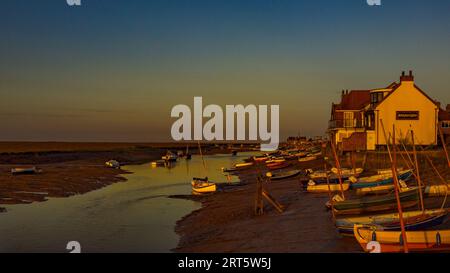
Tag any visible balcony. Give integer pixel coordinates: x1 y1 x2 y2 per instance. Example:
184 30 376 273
329 119 364 129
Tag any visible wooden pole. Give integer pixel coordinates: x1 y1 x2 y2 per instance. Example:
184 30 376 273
330 140 346 200
197 141 207 173
379 120 393 162
438 126 450 168
410 129 425 212
324 163 336 221
351 151 356 175
391 125 409 253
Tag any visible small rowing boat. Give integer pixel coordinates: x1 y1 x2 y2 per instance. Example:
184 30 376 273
336 209 447 235
330 167 363 176
11 167 41 175
354 225 450 252
162 151 178 162
191 177 217 194
266 170 302 181
267 161 290 170
350 169 413 189
306 180 350 193
425 185 450 197
235 162 254 168
298 156 317 162
355 180 410 196
151 160 167 167
105 160 120 169
329 188 420 215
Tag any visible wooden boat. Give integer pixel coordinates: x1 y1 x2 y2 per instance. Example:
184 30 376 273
350 169 413 189
311 174 352 184
425 185 450 197
162 151 178 162
253 155 269 162
329 188 420 215
265 158 285 164
151 160 167 167
266 170 302 181
377 168 404 175
331 167 363 176
11 167 41 175
355 180 410 196
235 162 254 168
336 209 447 235
222 167 238 173
267 161 290 170
298 156 317 162
105 160 120 169
307 180 350 193
354 225 450 252
191 177 217 194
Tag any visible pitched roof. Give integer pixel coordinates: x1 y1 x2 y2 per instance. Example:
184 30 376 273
334 90 370 111
439 108 450 121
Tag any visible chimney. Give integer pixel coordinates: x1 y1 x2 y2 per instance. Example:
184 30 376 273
400 70 414 82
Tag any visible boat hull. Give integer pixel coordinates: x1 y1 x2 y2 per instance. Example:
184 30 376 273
354 225 450 253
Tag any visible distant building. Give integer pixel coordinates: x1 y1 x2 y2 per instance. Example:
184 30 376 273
439 104 450 144
287 136 307 145
329 71 443 151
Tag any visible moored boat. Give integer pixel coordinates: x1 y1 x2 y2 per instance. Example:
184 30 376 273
353 225 450 252
329 188 420 215
266 170 302 181
425 185 450 197
191 177 217 194
162 151 178 162
331 167 363 176
336 209 448 235
355 180 410 196
105 160 120 169
298 156 317 162
350 169 413 189
307 180 350 193
11 167 41 175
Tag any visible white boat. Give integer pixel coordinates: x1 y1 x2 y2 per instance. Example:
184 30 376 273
162 151 178 162
11 167 41 175
105 160 120 169
330 167 363 176
298 156 317 162
191 177 217 194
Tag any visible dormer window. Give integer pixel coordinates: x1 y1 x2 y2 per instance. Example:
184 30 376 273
371 92 384 105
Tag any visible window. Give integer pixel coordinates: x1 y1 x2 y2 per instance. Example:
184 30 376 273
344 112 354 128
442 121 450 128
371 92 384 104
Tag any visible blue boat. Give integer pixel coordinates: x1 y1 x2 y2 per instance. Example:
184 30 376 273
337 209 448 235
350 170 413 189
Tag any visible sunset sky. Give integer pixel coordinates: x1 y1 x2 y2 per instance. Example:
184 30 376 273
1 0 450 142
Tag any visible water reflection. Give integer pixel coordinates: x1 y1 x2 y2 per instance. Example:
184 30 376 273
0 152 255 253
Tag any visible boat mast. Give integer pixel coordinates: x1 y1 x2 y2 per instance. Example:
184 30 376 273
391 124 409 253
410 129 425 212
380 120 409 253
197 141 207 173
438 126 450 168
330 140 345 200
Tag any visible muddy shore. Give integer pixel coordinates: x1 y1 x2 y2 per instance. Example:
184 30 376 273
0 142 249 212
173 152 450 253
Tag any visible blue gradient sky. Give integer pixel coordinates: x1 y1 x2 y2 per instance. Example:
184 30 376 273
1 0 450 141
